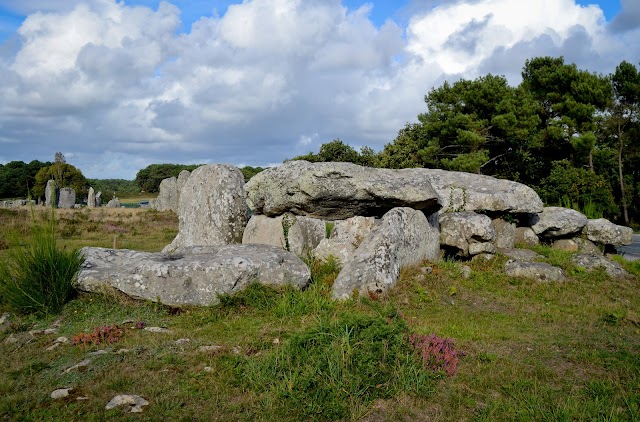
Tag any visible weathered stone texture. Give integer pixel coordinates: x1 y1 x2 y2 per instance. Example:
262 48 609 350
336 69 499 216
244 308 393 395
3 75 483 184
77 245 311 307
529 207 588 238
246 160 441 219
584 219 633 246
163 164 247 252
504 260 567 282
57 188 76 209
440 212 495 257
332 208 439 300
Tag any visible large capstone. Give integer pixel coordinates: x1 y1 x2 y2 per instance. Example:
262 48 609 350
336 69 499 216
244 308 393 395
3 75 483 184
245 160 441 219
528 207 588 238
331 208 440 300
583 219 633 246
412 169 544 214
163 164 247 253
76 245 311 307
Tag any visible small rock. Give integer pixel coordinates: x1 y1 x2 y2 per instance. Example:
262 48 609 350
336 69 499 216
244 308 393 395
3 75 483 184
55 336 69 344
419 266 433 274
0 313 9 324
51 388 73 399
121 319 135 324
116 349 133 354
204 366 213 373
76 396 89 401
198 345 224 353
272 338 280 345
44 328 58 335
4 334 17 344
88 349 109 356
46 343 61 351
144 327 172 334
61 359 92 374
461 265 472 279
231 346 242 355
105 394 149 413
175 338 191 345
50 319 63 328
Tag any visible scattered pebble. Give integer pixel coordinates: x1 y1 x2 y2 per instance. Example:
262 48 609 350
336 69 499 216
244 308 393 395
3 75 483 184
144 327 172 334
29 328 58 336
116 348 133 354
88 349 109 356
461 265 472 279
121 319 134 324
420 266 433 274
61 359 92 374
198 345 223 353
76 396 89 401
51 388 73 399
0 312 9 325
175 338 191 345
204 366 213 373
272 338 280 345
231 346 242 355
46 337 70 351
105 394 149 413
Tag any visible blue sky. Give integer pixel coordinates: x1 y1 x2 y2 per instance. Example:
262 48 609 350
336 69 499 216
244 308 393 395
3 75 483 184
0 0 638 179
0 1 624 43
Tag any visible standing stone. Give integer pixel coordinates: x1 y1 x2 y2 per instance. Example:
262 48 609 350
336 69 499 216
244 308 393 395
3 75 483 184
242 215 286 250
155 177 179 212
87 187 96 208
163 164 247 253
45 180 58 207
106 198 121 208
95 191 102 207
246 160 441 219
492 218 516 249
332 208 440 300
57 188 76 209
440 212 496 257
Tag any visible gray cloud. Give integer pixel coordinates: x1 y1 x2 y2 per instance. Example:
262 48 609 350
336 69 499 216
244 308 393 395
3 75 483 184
0 0 637 179
610 0 640 32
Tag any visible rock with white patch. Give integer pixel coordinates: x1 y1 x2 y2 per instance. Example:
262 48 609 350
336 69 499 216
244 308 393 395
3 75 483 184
163 165 246 252
332 208 440 300
571 254 629 278
440 212 496 257
246 160 441 219
504 260 567 282
105 395 149 413
529 207 588 238
583 219 633 246
76 245 311 307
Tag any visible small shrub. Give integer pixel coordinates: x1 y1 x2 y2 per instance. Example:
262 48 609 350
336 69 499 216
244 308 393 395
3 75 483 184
406 333 465 376
72 325 125 347
0 208 84 315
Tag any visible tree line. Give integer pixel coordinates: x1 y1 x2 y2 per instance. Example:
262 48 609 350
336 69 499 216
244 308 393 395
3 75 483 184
291 57 640 227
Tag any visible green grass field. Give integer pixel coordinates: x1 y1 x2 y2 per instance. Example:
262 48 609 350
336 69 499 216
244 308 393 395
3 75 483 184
0 207 638 421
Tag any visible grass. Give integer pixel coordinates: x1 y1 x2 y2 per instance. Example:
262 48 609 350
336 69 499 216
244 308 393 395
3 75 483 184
0 209 639 420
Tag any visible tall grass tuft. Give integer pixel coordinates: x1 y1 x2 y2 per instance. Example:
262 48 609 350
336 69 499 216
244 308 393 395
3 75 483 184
0 207 84 315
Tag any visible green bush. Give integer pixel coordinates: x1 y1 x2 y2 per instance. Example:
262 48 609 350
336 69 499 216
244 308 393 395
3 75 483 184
0 209 84 315
233 311 435 420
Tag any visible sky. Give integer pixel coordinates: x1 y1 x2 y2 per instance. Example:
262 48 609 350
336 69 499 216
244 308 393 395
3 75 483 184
0 0 638 180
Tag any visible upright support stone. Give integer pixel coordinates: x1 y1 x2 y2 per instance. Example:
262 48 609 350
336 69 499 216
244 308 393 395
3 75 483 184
95 191 102 207
58 188 76 209
45 180 58 207
87 187 96 208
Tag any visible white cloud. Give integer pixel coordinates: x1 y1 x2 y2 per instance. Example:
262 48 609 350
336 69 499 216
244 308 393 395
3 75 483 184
0 0 637 179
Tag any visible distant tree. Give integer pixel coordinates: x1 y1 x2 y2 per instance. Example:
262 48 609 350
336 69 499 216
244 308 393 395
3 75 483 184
0 160 50 199
33 162 88 201
87 179 139 197
600 60 640 225
135 164 201 193
239 166 265 182
291 139 380 167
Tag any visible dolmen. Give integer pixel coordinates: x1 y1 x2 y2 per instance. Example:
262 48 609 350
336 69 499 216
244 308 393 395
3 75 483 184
76 161 635 307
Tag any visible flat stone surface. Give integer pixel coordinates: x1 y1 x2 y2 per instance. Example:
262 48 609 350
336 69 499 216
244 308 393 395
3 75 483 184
77 245 311 307
504 260 567 282
571 253 629 278
246 160 441 219
529 207 588 238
